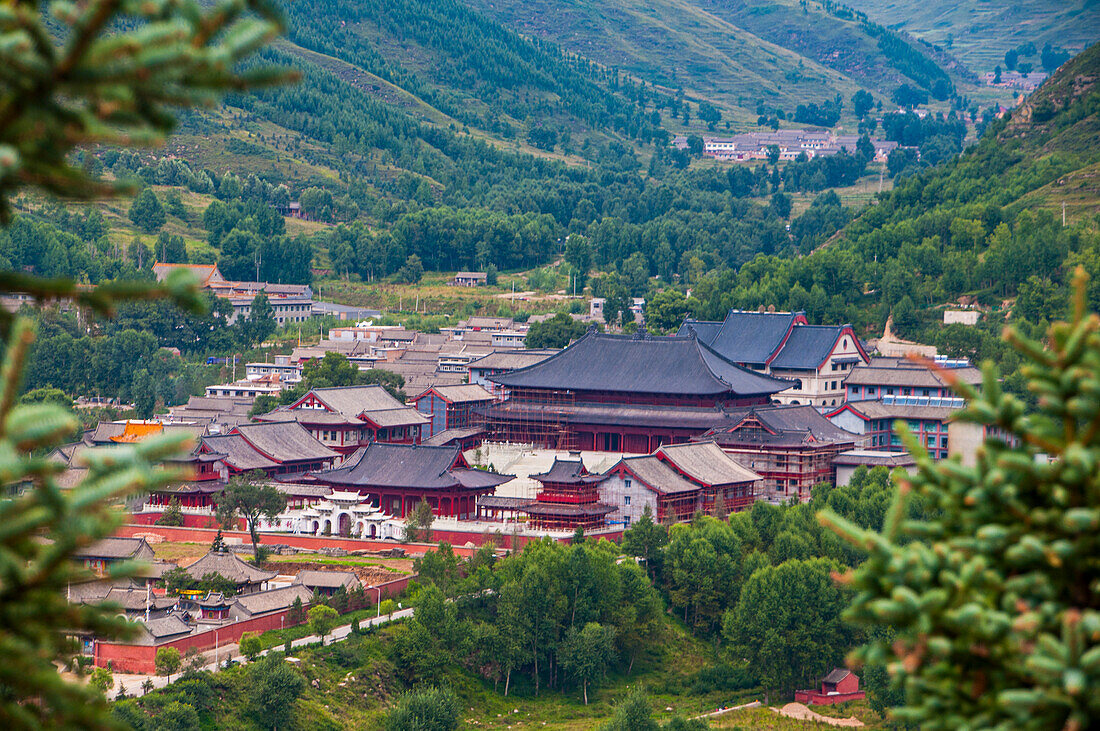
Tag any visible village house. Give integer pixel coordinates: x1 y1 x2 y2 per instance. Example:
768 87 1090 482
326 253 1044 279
795 669 866 706
451 271 488 287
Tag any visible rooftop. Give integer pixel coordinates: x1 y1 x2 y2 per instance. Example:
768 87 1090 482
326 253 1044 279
232 422 339 463
315 442 510 491
467 349 559 371
769 325 857 370
293 570 361 590
491 331 791 397
233 584 313 616
656 441 760 486
414 384 495 404
680 310 806 366
183 550 276 585
73 537 154 561
296 385 407 417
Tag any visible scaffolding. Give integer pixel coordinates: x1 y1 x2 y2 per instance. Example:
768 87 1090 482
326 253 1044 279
487 387 577 451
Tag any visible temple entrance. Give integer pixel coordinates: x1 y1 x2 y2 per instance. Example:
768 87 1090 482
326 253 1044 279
338 513 351 536
368 524 377 538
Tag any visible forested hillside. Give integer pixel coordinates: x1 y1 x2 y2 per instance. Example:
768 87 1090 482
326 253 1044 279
464 0 972 119
846 0 1099 71
682 41 1100 395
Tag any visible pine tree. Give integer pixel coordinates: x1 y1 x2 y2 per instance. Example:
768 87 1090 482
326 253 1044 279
128 189 166 234
0 0 286 723
819 268 1100 729
156 496 185 526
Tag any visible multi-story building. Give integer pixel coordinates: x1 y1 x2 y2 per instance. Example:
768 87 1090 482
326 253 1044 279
255 385 428 453
482 330 792 453
597 442 761 526
843 356 982 402
679 310 870 409
699 404 858 503
411 384 495 439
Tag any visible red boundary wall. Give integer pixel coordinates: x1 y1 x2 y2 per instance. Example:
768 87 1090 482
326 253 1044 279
95 574 414 674
117 523 624 555
793 690 866 706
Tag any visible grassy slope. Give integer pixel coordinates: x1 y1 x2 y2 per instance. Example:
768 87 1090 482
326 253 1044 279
462 0 975 119
250 616 767 729
845 0 1100 71
464 0 866 115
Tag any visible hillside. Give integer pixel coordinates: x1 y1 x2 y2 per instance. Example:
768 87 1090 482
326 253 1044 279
463 0 971 119
845 0 1099 71
680 41 1100 377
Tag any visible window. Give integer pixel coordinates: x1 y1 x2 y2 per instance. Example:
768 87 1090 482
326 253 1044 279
624 478 632 489
624 495 631 506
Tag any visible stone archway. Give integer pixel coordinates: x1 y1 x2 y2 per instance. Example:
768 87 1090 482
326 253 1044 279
369 523 377 538
312 520 319 534
323 519 332 534
338 513 352 536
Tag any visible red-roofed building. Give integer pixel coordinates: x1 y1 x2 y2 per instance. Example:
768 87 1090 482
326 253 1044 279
795 669 865 705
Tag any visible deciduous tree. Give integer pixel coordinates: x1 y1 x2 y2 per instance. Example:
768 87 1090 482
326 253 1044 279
156 647 182 683
308 605 338 645
216 470 287 559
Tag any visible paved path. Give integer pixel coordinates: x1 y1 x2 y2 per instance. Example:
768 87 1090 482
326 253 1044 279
110 608 414 697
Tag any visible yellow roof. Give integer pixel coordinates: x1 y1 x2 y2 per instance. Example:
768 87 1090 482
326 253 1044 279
109 421 164 443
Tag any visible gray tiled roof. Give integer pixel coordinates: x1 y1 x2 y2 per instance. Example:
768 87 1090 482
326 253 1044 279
305 385 406 417
201 434 278 471
532 458 599 484
491 332 791 397
233 584 313 617
681 310 801 366
467 349 559 371
316 443 509 491
656 441 760 486
233 422 339 463
141 615 193 641
845 361 983 388
769 326 846 370
183 551 276 584
415 384 495 404
73 537 155 561
360 408 429 428
293 570 361 590
612 456 701 494
422 426 488 447
840 401 959 421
